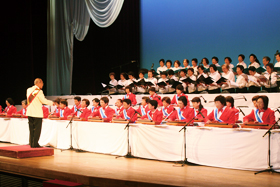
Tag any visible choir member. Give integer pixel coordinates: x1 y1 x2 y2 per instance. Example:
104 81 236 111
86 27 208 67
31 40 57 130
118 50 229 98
54 99 72 120
123 86 137 105
186 68 197 94
171 85 189 106
206 95 235 124
221 64 235 93
118 73 129 94
161 97 175 119
248 54 260 69
91 98 100 114
262 56 270 73
191 58 198 75
167 70 178 81
115 99 138 123
136 96 150 117
202 57 210 69
179 69 187 92
247 66 261 93
197 65 208 93
90 97 115 122
274 53 280 67
166 60 173 71
224 57 234 71
158 71 169 94
212 56 220 67
157 59 167 75
236 54 247 69
71 96 81 114
190 97 207 121
243 95 275 125
208 64 221 94
53 98 61 113
42 105 49 119
147 70 158 90
140 100 163 123
136 70 147 93
149 87 162 106
15 100 28 117
114 99 124 117
235 65 248 93
183 59 190 69
128 71 137 93
3 98 17 117
172 60 182 72
168 96 192 122
109 72 118 93
225 96 239 122
261 63 278 92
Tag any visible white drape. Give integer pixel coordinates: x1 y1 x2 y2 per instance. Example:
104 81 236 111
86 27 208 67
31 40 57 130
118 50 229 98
47 0 124 95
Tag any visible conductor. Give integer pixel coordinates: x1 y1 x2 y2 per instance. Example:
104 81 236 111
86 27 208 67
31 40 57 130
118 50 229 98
26 78 53 148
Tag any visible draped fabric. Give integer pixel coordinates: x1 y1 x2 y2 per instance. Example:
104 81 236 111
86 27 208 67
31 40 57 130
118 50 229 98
47 0 124 95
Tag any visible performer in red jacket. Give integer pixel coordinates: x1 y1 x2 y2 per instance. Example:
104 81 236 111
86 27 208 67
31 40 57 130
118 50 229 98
0 105 2 113
91 97 115 122
225 96 239 122
116 99 138 123
206 95 235 124
190 97 207 122
42 105 49 119
136 96 150 117
171 85 189 106
148 87 162 106
54 99 72 120
114 99 124 117
71 96 81 114
123 86 137 105
243 95 276 125
168 96 192 122
140 100 163 123
3 98 17 117
90 98 101 114
161 97 175 119
75 99 91 120
15 100 28 117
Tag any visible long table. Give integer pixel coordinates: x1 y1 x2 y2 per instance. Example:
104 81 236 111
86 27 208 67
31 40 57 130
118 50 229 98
0 118 280 172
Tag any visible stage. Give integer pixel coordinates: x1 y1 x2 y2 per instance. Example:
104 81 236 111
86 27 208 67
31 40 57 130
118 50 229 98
0 142 279 187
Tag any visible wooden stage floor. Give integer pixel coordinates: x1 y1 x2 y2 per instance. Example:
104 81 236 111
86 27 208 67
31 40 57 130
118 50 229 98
0 143 279 187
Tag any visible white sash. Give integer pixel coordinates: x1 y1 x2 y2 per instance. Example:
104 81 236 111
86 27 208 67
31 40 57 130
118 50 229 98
123 109 130 120
214 108 223 122
115 108 119 116
162 107 168 116
60 109 64 117
147 111 153 120
100 108 107 118
91 106 95 113
23 109 26 115
254 109 263 123
141 105 146 116
177 108 186 120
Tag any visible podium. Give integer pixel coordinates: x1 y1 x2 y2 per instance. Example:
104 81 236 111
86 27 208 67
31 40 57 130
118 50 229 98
242 122 271 129
205 122 238 128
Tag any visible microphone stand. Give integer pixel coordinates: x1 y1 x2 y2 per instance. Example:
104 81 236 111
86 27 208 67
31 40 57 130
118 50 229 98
66 114 76 150
255 118 280 175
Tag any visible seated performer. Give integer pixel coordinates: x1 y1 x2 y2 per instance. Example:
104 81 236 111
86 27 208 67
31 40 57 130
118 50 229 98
171 85 189 106
166 60 173 71
140 100 163 123
115 99 138 122
108 72 118 93
91 98 100 114
197 65 208 93
191 58 198 75
206 95 235 124
212 56 220 67
157 59 167 75
235 65 248 93
136 96 150 117
167 69 178 93
73 99 91 120
221 64 235 93
224 57 234 71
183 59 191 69
118 73 129 94
147 70 158 90
179 69 188 92
186 68 197 94
158 71 169 94
202 57 210 69
247 66 261 93
90 97 115 122
127 71 137 93
262 56 270 73
237 54 247 69
123 86 137 105
15 100 28 117
252 95 259 109
208 64 221 94
225 96 239 122
161 97 175 119
190 97 207 122
149 87 162 106
167 69 178 81
3 98 17 117
136 70 147 93
172 60 182 72
53 97 61 113
71 96 81 114
114 99 124 117
54 99 72 120
243 95 275 125
260 63 278 92
42 105 49 118
168 96 192 122
248 54 260 69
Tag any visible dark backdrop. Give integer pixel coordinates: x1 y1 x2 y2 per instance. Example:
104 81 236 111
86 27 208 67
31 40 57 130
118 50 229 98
0 0 140 107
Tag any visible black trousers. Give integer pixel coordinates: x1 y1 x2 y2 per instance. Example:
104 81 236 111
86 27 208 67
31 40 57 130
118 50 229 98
248 86 261 93
28 116 42 147
222 88 236 93
208 88 220 94
236 87 248 93
262 86 278 93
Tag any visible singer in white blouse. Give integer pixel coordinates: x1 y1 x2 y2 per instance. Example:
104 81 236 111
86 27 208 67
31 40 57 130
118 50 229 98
208 64 221 93
235 65 248 93
248 54 260 69
247 66 261 93
224 57 234 71
187 68 197 94
260 63 278 92
221 64 235 93
274 53 280 68
236 54 247 69
197 66 208 93
156 59 167 75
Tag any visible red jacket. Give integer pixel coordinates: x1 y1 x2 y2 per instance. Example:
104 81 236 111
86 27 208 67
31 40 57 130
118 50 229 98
161 105 175 118
89 106 100 116
42 106 49 118
4 105 17 117
227 107 239 122
0 105 2 113
71 104 81 114
243 108 276 125
141 109 163 123
92 106 115 122
188 108 208 122
115 106 124 116
149 93 162 106
55 107 72 120
123 93 137 105
73 107 91 120
171 93 189 106
206 107 235 124
168 106 192 122
116 107 138 122
15 108 28 117
136 104 149 116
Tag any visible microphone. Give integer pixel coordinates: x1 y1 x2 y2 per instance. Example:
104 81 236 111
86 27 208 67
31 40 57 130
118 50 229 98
275 108 280 114
134 110 142 116
198 110 205 118
243 96 247 101
238 107 245 116
200 96 207 103
76 108 83 113
108 93 112 99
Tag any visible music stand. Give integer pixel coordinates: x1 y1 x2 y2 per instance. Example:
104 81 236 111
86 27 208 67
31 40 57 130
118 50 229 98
255 118 280 175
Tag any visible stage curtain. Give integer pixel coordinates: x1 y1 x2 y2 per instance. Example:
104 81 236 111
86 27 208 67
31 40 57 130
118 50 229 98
47 0 124 95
